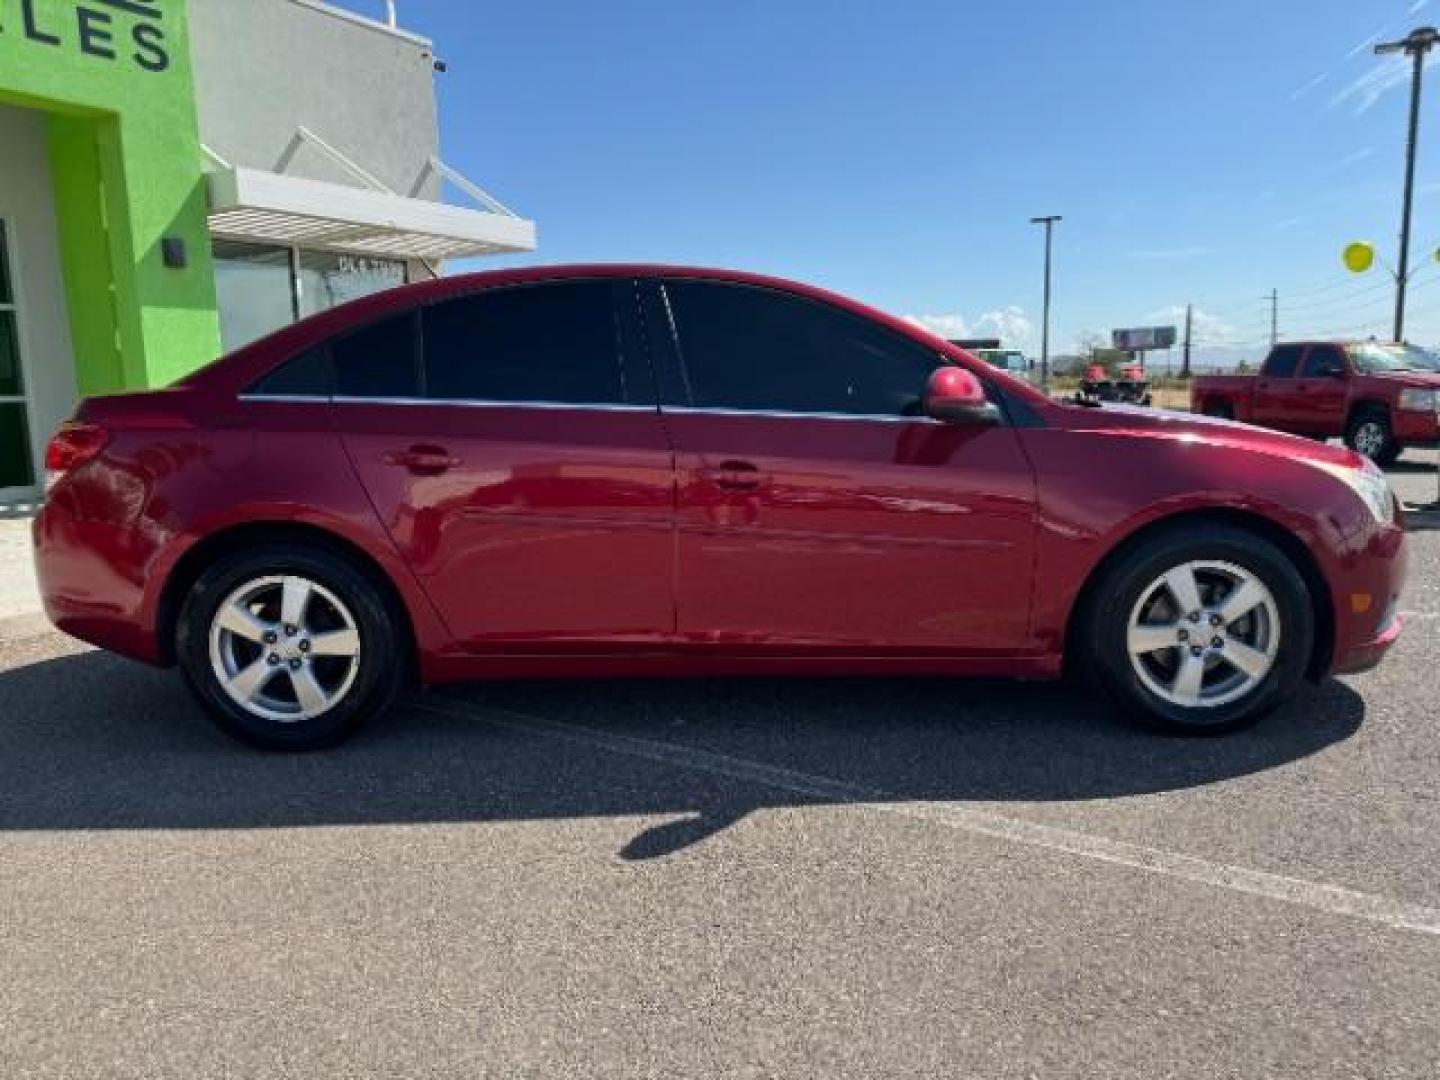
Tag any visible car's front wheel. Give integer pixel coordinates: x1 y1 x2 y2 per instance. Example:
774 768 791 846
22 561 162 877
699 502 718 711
177 543 404 750
1081 524 1314 734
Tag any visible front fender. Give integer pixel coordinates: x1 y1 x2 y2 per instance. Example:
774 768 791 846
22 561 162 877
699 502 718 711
1018 427 1370 655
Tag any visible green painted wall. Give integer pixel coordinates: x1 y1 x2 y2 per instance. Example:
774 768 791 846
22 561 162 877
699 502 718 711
0 0 220 394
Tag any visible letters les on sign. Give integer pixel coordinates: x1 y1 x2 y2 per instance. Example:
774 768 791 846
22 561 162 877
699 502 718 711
4 0 170 72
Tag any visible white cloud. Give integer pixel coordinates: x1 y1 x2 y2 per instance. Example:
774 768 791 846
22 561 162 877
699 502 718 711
1268 215 1307 232
905 313 971 340
1290 72 1329 101
903 306 1034 348
1346 24 1391 60
1330 53 1439 114
1327 146 1375 171
974 306 1034 346
1145 304 1241 345
1411 0 1429 14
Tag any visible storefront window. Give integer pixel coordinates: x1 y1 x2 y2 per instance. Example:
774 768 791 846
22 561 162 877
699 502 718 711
297 252 407 320
0 220 33 491
213 242 295 354
213 241 408 353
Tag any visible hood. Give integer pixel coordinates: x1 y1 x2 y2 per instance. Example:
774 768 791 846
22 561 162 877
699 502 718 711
1050 402 1363 469
1361 370 1440 389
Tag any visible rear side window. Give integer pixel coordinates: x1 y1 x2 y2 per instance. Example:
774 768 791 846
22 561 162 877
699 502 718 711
1261 345 1304 378
421 282 625 404
332 312 421 398
249 348 335 397
662 280 941 416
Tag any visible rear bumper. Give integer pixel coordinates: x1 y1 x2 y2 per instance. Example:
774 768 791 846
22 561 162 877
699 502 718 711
32 501 166 666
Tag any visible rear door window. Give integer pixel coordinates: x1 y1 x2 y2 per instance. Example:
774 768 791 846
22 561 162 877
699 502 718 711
421 282 627 405
332 312 421 398
1261 345 1304 378
249 348 335 398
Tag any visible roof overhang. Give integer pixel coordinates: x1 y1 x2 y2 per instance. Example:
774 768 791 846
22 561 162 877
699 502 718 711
206 167 537 261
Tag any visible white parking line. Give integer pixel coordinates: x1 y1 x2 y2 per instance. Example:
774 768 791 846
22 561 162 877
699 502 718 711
411 697 1440 938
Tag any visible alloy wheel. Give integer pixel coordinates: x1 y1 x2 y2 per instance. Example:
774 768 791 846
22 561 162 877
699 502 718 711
1125 560 1281 709
208 575 362 724
1352 421 1387 459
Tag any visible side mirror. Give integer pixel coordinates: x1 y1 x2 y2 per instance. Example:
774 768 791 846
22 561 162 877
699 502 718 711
923 367 1001 425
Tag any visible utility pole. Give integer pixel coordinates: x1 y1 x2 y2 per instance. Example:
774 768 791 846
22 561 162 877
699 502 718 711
1375 27 1440 342
1030 215 1062 392
1266 289 1279 345
1182 303 1193 378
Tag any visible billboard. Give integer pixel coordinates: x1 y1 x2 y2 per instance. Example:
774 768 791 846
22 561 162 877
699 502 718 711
1112 326 1177 351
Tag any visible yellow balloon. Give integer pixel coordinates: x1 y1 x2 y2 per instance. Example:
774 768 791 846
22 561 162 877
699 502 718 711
1343 242 1376 274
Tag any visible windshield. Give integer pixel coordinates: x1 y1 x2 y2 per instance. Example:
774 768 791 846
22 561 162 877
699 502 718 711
1347 343 1435 373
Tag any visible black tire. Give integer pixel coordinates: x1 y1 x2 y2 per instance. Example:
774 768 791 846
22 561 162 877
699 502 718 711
1345 408 1401 466
1079 523 1314 735
176 543 404 750
1202 402 1234 420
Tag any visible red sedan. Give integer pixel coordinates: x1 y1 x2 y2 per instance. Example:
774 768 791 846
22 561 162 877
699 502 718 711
34 266 1407 749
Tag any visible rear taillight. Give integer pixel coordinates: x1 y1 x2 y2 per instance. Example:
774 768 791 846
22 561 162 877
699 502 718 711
44 422 110 491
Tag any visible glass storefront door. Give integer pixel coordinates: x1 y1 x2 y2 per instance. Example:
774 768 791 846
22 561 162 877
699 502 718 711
0 220 35 493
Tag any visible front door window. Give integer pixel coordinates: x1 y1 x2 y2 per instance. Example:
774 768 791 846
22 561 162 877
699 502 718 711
0 220 35 491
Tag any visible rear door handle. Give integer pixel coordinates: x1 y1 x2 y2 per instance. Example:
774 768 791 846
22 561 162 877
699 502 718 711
384 444 460 476
708 459 765 491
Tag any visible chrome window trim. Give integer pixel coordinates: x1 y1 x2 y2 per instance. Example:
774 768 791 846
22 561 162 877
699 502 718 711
661 405 945 425
240 393 657 413
237 394 955 423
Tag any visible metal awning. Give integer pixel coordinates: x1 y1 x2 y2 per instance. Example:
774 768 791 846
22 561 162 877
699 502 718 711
206 165 537 261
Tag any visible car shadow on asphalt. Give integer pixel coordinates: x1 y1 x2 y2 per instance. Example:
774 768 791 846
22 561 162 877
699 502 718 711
0 650 1365 859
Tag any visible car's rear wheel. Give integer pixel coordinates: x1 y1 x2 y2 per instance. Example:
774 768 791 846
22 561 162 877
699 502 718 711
177 544 403 750
1081 523 1313 734
1202 401 1234 420
1346 409 1401 466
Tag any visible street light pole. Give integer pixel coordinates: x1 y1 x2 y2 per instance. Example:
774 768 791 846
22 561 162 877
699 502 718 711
1375 27 1440 342
1030 215 1061 392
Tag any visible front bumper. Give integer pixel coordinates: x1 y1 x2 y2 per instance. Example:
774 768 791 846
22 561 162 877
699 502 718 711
1394 409 1440 446
1328 521 1408 676
1332 611 1404 676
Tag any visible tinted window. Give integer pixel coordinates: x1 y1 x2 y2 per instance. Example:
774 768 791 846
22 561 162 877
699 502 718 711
422 282 625 404
1261 345 1303 378
332 312 420 398
249 348 335 397
664 281 941 416
1300 346 1346 378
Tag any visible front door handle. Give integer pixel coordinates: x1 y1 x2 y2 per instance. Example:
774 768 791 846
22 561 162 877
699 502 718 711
708 459 764 492
384 444 460 476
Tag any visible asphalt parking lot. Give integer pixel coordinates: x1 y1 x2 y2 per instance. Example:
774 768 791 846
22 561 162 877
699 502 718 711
1 453 1437 1078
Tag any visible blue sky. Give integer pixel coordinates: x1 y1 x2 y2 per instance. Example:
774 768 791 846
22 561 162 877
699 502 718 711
358 0 1440 362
